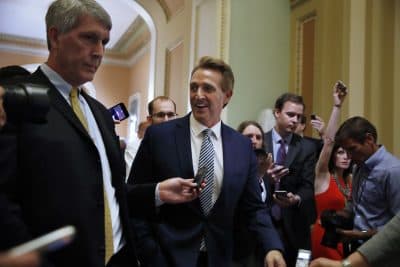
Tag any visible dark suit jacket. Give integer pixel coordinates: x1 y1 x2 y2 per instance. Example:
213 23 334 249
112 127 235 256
264 130 317 250
0 68 155 267
128 115 283 267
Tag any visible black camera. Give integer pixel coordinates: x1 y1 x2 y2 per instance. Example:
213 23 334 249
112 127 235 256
2 83 49 124
320 209 353 248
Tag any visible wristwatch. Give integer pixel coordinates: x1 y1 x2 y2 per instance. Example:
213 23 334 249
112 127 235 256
341 259 352 267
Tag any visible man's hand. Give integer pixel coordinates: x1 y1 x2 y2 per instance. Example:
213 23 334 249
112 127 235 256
267 164 289 184
310 115 325 138
158 178 201 204
273 192 300 207
336 228 377 242
309 257 341 267
264 250 286 267
0 252 40 267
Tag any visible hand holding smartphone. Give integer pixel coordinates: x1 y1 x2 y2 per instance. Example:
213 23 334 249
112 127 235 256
109 102 129 121
274 190 288 199
335 80 347 96
194 167 207 188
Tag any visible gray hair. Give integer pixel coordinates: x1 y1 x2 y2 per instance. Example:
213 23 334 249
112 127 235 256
45 0 112 49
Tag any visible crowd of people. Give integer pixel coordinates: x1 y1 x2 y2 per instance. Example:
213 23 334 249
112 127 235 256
1 1 400 267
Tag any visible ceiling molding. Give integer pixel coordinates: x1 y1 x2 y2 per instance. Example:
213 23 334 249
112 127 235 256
0 17 151 67
156 0 184 22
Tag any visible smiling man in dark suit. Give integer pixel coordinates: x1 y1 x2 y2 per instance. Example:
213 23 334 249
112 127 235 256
0 1 200 267
128 56 285 267
264 93 317 267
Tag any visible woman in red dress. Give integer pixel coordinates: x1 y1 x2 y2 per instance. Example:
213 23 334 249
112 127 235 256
311 81 352 260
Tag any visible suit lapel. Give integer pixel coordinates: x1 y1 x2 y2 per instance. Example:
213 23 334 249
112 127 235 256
217 123 235 206
31 69 92 140
175 115 194 177
175 115 202 216
83 93 124 188
285 134 301 167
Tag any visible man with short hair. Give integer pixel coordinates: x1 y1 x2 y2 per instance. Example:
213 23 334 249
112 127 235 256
147 96 177 125
334 116 400 252
128 56 285 267
264 93 317 267
0 1 199 266
125 97 176 176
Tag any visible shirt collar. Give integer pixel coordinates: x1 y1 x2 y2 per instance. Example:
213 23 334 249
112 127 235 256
363 145 385 172
190 113 221 140
271 127 292 145
40 64 83 97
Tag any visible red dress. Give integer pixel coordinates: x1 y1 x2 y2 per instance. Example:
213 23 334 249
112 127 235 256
311 176 350 260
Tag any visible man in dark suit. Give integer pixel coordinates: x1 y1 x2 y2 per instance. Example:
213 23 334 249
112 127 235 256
128 56 285 267
0 1 200 266
264 93 317 267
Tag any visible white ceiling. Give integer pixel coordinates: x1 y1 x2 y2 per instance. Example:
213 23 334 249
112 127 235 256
0 0 139 49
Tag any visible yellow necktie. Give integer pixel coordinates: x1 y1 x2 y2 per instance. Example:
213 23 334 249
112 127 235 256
104 191 114 264
69 87 114 263
69 87 88 131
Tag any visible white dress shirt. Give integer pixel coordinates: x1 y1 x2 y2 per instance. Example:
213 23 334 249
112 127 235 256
190 114 224 205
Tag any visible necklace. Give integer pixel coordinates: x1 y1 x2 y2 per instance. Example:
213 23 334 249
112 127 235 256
333 172 351 200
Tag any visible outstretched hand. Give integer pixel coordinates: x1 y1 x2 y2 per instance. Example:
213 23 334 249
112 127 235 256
159 178 201 204
309 257 341 267
310 115 325 138
333 80 347 105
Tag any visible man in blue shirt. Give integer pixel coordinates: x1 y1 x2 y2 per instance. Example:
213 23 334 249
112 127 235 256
334 116 400 252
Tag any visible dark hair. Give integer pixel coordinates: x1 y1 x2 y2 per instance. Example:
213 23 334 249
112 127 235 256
328 143 353 179
0 65 31 84
237 120 265 149
147 96 176 115
274 93 305 111
45 0 112 49
237 120 264 135
335 116 377 145
191 56 234 92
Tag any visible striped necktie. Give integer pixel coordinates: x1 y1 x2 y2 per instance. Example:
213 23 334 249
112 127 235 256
199 129 215 215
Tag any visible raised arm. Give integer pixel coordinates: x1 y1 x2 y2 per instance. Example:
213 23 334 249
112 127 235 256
314 81 347 194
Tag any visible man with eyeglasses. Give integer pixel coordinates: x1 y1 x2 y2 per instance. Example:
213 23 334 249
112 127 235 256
125 96 177 176
147 96 177 125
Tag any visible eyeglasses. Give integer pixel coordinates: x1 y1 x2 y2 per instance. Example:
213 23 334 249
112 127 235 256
151 112 177 119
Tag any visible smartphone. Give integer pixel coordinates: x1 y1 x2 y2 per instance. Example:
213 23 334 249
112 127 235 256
336 80 347 95
7 225 76 256
274 190 288 198
295 249 311 267
310 114 316 120
194 167 207 188
109 102 129 121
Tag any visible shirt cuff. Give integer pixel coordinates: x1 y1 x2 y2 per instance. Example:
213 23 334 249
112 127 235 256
155 183 165 207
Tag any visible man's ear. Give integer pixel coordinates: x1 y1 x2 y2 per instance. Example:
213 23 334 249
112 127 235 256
364 133 375 144
48 27 59 49
273 109 280 118
223 90 233 108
